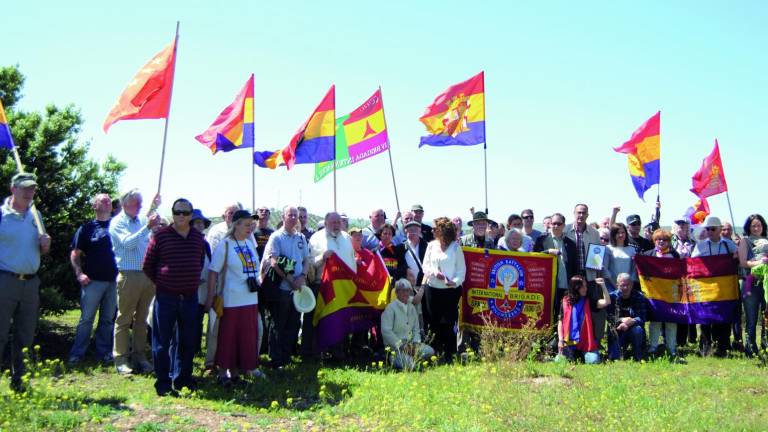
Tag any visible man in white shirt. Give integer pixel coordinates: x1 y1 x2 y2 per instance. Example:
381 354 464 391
691 216 737 357
206 202 243 252
304 212 355 358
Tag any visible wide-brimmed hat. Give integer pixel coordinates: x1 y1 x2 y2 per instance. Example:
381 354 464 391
293 285 316 313
190 209 211 229
703 216 722 228
468 211 490 226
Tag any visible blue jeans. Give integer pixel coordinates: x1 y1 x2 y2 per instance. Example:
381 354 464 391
68 280 117 360
743 281 766 354
152 292 198 394
607 324 645 361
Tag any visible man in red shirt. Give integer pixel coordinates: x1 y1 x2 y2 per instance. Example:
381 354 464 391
143 198 206 397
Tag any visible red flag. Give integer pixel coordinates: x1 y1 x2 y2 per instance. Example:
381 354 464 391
690 140 728 199
103 39 177 133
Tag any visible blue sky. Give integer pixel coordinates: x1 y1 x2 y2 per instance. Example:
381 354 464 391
4 1 766 229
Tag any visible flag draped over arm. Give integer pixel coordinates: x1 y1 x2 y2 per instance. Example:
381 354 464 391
254 86 335 170
195 74 254 153
419 71 485 148
314 89 389 182
613 111 660 200
103 39 177 133
690 139 728 199
0 100 14 149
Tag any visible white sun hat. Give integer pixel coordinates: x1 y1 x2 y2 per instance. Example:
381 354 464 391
293 285 316 313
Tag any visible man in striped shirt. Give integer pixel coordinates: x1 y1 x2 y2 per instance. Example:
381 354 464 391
143 198 206 397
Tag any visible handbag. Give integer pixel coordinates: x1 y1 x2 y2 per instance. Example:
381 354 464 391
212 241 229 317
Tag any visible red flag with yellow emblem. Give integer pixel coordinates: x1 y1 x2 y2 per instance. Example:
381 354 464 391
690 140 728 199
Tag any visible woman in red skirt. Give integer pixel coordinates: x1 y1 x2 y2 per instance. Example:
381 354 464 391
206 210 262 385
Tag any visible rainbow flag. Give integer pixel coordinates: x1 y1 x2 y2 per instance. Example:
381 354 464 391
254 86 335 170
636 254 739 324
314 89 389 182
0 99 14 149
195 74 254 153
613 111 660 200
419 71 485 147
684 197 710 226
313 251 391 351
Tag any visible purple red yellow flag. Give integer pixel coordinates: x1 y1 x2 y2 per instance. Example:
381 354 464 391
636 255 739 324
419 71 485 147
684 197 710 226
690 139 728 199
103 39 177 133
613 111 661 200
313 251 391 351
195 74 254 153
254 86 335 170
0 99 14 149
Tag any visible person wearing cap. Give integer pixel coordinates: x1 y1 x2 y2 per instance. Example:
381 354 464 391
109 188 161 375
253 207 274 261
0 173 51 391
411 204 434 242
143 198 207 396
67 193 119 366
461 211 496 249
306 212 356 359
260 206 310 368
423 217 466 362
381 278 434 369
626 214 653 254
671 217 698 346
206 210 262 384
692 216 738 357
565 204 607 346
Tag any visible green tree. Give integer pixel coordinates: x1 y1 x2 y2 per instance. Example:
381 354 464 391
0 65 126 315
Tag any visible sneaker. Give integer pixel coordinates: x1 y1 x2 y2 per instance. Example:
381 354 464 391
133 360 154 374
116 363 134 375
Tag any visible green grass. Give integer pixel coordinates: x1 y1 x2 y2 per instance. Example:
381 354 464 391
1 310 767 431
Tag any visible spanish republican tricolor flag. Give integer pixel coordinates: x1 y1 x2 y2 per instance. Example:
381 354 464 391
613 111 661 200
314 89 389 182
195 74 254 153
313 251 391 352
254 86 335 170
0 99 14 149
636 255 739 324
419 71 485 147
103 39 177 133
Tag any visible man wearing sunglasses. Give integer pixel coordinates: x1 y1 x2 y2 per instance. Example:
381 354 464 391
143 198 207 396
691 216 738 358
626 214 653 254
520 209 543 244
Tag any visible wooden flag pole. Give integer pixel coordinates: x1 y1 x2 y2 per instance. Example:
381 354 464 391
154 21 180 203
10 147 44 235
378 87 401 218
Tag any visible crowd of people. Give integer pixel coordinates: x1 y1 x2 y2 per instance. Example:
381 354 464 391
1 172 766 395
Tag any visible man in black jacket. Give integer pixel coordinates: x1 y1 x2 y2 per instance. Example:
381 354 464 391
533 212 577 323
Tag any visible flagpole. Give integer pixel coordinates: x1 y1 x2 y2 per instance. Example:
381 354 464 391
333 85 338 212
482 72 488 214
378 86 401 218
251 145 256 211
155 21 180 200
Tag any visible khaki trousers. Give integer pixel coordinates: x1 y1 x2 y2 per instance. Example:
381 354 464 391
113 271 155 365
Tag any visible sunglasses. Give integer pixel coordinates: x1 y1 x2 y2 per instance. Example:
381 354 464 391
522 215 534 220
172 210 192 216
551 222 564 226
706 227 719 231
600 237 610 242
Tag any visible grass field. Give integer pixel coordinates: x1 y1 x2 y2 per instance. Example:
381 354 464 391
1 310 767 431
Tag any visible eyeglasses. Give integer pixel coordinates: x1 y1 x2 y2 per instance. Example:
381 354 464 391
172 210 192 216
522 215 534 220
706 227 719 231
550 222 564 226
600 237 610 242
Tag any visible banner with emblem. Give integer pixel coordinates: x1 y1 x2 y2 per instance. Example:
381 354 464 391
635 254 739 324
460 247 556 332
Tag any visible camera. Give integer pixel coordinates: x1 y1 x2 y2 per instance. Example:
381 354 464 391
247 276 260 293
